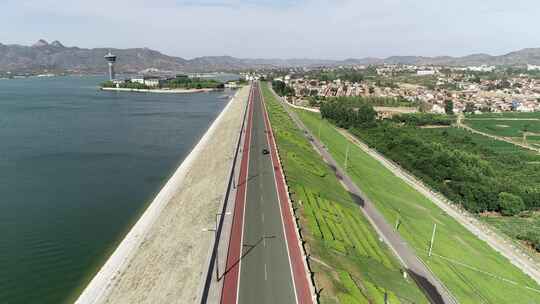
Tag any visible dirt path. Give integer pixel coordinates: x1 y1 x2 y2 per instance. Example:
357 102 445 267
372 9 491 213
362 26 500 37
336 128 540 285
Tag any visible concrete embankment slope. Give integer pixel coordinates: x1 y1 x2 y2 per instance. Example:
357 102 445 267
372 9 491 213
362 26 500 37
76 86 249 304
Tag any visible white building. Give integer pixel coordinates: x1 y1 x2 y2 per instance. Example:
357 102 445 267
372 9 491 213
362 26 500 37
417 70 436 76
144 77 162 87
224 81 239 88
516 104 534 112
131 77 145 84
527 64 540 71
131 76 165 87
431 104 445 114
467 65 496 72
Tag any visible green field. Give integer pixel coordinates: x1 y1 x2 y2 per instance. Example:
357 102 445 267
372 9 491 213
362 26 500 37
464 111 540 145
261 83 428 304
466 112 540 119
482 213 540 252
461 129 540 158
465 118 540 137
294 108 540 303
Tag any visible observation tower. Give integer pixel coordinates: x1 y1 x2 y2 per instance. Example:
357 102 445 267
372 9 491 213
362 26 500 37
104 51 117 81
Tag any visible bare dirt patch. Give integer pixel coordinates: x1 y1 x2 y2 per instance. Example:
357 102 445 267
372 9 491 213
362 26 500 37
419 125 450 129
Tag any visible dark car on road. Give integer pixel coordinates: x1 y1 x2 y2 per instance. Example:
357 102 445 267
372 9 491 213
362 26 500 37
262 148 269 155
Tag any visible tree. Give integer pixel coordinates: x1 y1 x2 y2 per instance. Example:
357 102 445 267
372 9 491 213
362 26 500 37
272 80 294 97
101 80 114 88
498 192 525 216
497 79 511 89
357 103 377 125
419 101 431 113
320 100 376 128
464 102 475 113
444 100 454 115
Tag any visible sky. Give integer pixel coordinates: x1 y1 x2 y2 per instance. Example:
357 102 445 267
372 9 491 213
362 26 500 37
1 0 539 59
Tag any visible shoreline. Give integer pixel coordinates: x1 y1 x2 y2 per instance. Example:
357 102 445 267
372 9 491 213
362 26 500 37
75 88 247 304
101 87 217 94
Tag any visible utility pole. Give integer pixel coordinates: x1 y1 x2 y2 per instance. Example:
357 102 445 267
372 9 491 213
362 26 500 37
394 209 401 231
203 212 231 281
428 223 437 257
344 141 350 170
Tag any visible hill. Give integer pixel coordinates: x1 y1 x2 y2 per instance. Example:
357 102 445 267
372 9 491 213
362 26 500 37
1 39 540 74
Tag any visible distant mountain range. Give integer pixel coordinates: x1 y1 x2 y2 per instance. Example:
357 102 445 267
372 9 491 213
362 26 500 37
1 39 540 74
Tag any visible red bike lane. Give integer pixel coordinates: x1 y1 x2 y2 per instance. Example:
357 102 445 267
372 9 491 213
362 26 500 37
260 86 314 304
220 85 254 304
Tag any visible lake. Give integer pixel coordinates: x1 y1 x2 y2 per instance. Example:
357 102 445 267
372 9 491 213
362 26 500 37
0 76 230 303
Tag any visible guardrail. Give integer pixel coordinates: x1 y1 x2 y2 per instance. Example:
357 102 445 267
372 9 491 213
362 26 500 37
198 85 252 304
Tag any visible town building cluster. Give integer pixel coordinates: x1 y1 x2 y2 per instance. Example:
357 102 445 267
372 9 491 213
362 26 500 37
275 65 540 114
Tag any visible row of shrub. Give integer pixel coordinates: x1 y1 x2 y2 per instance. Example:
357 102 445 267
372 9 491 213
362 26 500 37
352 124 540 216
391 113 456 126
320 100 377 128
272 80 295 96
319 100 539 218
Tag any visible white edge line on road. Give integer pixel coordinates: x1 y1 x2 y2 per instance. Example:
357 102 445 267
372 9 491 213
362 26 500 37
235 86 254 304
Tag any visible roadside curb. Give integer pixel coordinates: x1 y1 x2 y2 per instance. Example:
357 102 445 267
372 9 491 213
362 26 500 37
260 84 318 304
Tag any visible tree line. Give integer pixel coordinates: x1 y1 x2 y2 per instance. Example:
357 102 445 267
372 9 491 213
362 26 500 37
272 80 295 96
321 101 539 218
390 113 455 126
315 95 419 107
355 124 538 213
320 99 377 128
166 77 224 89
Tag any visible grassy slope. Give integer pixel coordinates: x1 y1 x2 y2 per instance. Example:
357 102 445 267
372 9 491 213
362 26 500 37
261 83 428 304
295 109 540 303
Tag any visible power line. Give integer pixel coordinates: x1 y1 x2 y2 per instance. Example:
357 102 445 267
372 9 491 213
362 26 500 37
430 252 540 294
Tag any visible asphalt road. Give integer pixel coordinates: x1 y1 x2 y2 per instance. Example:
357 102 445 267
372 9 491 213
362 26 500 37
236 83 297 304
270 88 457 304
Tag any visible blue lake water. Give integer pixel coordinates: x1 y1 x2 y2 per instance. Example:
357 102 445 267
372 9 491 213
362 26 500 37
0 76 231 303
